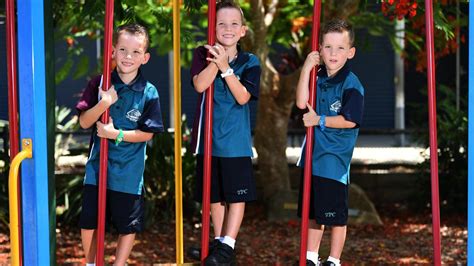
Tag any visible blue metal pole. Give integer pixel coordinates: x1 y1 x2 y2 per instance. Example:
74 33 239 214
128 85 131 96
468 1 473 264
17 0 52 265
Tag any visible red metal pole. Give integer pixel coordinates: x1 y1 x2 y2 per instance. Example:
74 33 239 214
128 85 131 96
6 0 22 265
201 0 216 262
299 1 321 265
96 0 114 265
424 1 441 265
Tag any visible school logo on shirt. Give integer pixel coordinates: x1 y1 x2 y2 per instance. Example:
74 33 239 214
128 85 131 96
330 100 341 113
126 109 141 122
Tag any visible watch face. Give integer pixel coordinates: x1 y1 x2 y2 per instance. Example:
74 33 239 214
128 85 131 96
221 68 234 77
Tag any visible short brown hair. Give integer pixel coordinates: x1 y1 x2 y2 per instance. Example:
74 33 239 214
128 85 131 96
113 23 150 51
320 19 355 47
216 0 245 24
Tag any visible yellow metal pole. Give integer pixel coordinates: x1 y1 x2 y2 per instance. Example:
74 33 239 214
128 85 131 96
173 0 184 264
8 139 32 266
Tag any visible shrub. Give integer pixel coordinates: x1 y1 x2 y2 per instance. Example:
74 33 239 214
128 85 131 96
413 84 467 214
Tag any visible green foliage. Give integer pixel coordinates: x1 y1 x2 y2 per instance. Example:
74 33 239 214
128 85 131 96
55 106 80 160
413 84 467 214
53 0 205 75
56 174 84 224
53 106 82 224
0 123 9 230
144 116 198 224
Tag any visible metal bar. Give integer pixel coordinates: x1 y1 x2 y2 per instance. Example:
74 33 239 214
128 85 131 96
299 1 321 265
5 0 22 264
173 0 184 263
8 139 32 266
201 0 216 261
6 0 19 158
467 0 473 264
455 0 460 111
424 1 441 265
96 0 115 265
17 0 52 263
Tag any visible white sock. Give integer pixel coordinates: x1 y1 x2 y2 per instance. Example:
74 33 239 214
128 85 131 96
222 235 236 249
306 251 319 264
86 263 96 266
327 256 340 266
214 236 224 242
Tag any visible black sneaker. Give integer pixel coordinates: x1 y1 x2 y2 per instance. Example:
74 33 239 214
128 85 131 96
186 239 221 261
204 243 236 266
321 261 337 266
294 259 319 266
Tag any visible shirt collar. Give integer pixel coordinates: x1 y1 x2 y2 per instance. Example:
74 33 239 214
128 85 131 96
111 69 147 92
317 62 351 84
230 45 248 68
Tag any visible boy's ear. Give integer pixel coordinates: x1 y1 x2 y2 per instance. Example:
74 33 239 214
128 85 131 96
111 46 116 59
240 25 247 38
142 52 151 64
348 46 356 59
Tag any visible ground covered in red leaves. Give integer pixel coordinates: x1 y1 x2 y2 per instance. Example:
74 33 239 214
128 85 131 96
0 204 467 265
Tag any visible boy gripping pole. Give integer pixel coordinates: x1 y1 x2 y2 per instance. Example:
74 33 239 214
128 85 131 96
299 1 321 265
76 23 164 266
201 0 217 260
190 1 262 265
296 19 365 266
96 1 114 264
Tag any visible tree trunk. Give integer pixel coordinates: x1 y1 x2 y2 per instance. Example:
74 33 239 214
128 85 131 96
246 0 296 202
253 70 300 200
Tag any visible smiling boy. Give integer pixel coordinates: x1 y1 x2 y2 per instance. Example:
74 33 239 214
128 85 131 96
76 23 164 266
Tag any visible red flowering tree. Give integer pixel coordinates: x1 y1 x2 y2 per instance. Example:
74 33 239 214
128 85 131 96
379 0 465 71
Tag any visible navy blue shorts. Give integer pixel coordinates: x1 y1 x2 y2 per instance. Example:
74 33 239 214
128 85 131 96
194 155 257 203
79 185 145 234
297 173 349 226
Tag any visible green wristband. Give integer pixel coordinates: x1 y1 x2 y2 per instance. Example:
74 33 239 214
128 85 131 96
115 129 124 146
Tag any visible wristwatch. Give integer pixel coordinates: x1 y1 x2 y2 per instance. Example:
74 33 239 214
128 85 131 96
319 115 326 131
220 67 234 78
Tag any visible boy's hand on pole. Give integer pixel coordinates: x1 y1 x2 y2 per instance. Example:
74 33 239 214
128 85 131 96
303 103 320 127
96 117 117 139
204 43 230 72
303 51 320 72
100 85 118 108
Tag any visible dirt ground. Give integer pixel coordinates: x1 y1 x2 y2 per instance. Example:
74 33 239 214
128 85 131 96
0 203 467 265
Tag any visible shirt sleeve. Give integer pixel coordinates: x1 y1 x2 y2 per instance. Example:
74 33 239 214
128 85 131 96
137 86 165 133
190 46 208 79
75 75 102 114
340 88 364 127
240 54 261 99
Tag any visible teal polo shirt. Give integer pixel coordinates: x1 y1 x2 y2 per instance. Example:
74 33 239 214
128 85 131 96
76 70 164 195
190 46 261 157
297 64 365 184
